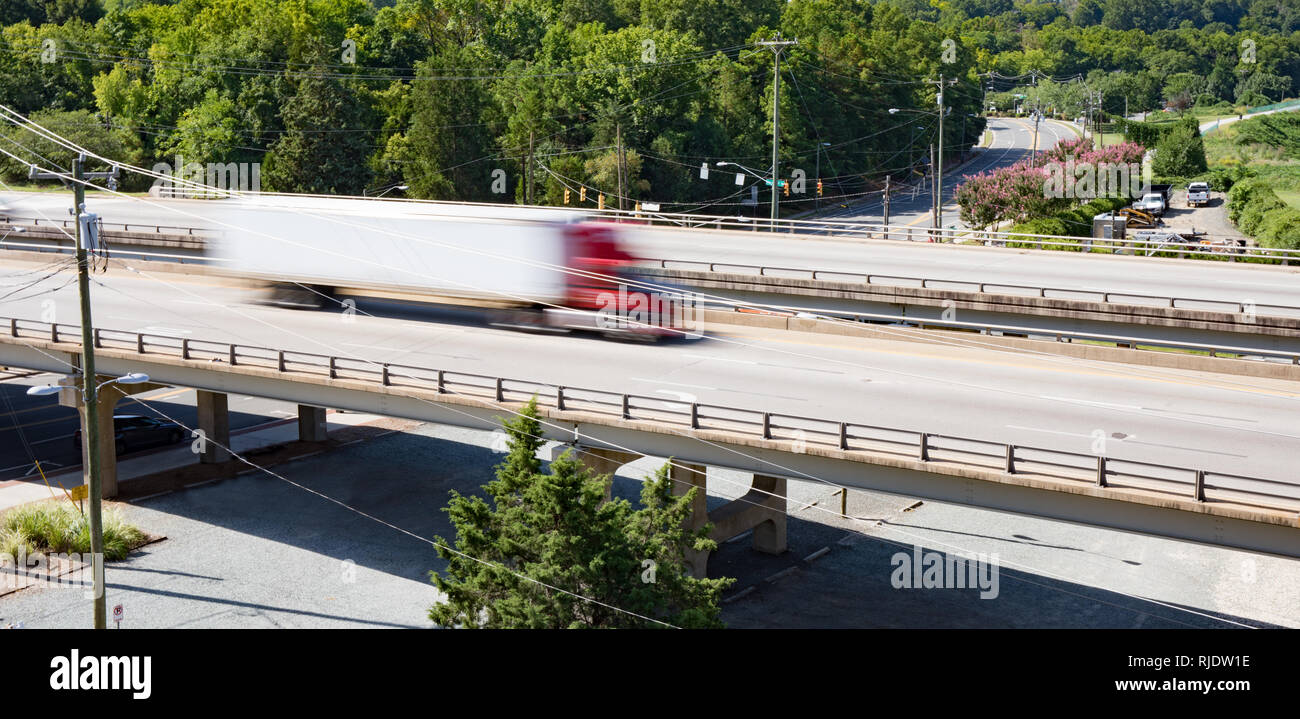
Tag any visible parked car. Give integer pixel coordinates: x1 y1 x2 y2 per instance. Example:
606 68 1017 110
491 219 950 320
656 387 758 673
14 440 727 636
1186 181 1210 207
73 415 185 455
1132 183 1173 216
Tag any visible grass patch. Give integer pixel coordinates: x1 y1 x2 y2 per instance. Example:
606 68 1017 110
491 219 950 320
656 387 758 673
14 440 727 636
1276 189 1300 211
0 500 148 560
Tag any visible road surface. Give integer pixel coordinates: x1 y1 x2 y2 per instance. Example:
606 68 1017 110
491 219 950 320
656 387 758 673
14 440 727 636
0 263 1296 489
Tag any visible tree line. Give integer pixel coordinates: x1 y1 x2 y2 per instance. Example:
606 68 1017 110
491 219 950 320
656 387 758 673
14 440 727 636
0 0 1295 213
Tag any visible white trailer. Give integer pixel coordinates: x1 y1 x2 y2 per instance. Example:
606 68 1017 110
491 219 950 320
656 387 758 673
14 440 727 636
209 197 585 309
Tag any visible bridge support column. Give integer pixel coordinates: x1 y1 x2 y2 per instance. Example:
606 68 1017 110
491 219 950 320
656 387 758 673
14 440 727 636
297 405 328 443
670 462 710 578
58 375 166 499
196 390 230 464
569 446 639 500
707 473 787 556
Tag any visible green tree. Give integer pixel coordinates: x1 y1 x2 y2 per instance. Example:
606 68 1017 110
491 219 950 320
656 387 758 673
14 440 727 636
1153 115 1208 176
428 399 732 628
262 54 374 194
0 108 139 184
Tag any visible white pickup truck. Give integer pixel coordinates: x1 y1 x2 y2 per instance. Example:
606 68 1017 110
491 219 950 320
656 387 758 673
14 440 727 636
1186 182 1210 207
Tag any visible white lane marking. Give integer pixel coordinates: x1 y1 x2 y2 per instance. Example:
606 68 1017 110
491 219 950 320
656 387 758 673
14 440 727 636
1005 425 1092 439
683 353 757 365
339 342 412 353
134 325 193 335
1038 395 1143 411
630 377 716 391
1213 280 1299 289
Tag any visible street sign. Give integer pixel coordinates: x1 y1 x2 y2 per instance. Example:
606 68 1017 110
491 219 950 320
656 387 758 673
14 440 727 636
113 604 123 627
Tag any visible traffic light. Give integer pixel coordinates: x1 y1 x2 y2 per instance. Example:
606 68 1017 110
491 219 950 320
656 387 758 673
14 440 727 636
564 188 571 205
580 186 587 203
817 179 824 196
597 193 605 210
783 181 790 197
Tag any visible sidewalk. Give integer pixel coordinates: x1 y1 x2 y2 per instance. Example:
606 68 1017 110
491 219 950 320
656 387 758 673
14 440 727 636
0 410 396 512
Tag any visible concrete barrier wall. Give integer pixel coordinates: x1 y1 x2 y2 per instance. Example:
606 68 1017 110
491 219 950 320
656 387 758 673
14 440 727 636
701 308 1300 382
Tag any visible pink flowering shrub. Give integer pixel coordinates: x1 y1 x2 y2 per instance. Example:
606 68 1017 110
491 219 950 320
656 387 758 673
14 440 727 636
955 137 1147 229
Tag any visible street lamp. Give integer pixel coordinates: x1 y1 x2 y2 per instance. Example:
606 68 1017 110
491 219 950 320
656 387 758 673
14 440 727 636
716 161 780 226
1 225 27 243
363 183 408 198
26 369 150 628
26 372 151 397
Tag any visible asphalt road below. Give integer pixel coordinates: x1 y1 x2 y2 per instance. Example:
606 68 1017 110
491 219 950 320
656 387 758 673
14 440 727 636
0 370 312 482
1 421 1294 628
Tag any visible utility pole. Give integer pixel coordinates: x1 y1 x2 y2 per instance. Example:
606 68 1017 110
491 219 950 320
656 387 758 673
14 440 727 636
74 158 105 630
526 130 534 204
30 155 116 628
615 123 625 212
936 73 945 232
883 174 891 226
757 34 797 228
1032 110 1040 164
929 143 937 230
931 74 955 234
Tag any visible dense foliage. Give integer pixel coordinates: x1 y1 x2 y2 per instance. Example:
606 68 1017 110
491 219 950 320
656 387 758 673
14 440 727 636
428 399 731 628
1228 174 1300 248
0 0 1295 213
1153 115 1208 176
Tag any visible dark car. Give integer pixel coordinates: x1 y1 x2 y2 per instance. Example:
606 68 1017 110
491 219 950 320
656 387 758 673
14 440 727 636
73 415 185 456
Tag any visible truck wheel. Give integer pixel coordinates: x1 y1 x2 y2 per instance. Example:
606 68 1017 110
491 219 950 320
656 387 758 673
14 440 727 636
269 283 333 309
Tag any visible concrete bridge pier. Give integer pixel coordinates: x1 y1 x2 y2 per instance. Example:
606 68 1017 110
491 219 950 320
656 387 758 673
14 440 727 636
298 405 328 442
669 461 710 578
196 390 230 463
572 446 640 501
58 374 167 499
566 447 788 579
708 474 787 557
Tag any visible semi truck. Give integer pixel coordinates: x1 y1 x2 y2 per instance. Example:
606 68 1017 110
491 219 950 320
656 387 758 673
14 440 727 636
208 197 694 339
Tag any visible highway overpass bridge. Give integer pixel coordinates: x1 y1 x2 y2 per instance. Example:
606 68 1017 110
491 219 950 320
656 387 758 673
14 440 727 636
1 317 1296 565
5 218 1300 361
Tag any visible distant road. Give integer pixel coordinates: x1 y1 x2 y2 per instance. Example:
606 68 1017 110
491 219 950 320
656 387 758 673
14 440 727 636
811 117 1076 230
1199 101 1300 135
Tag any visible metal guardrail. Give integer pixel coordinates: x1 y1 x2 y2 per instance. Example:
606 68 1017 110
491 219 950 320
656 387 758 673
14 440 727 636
5 316 1297 514
642 259 1300 319
7 218 1294 321
0 215 215 237
689 302 1300 365
8 197 1297 263
577 206 1297 263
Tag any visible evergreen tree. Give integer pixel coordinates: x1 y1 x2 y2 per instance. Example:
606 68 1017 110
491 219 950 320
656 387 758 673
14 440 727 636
262 51 373 194
429 399 732 628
